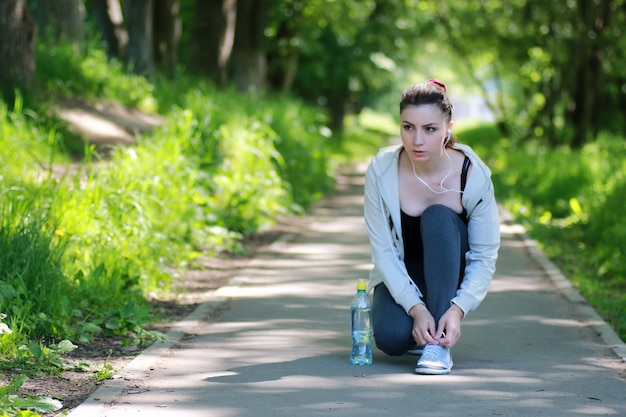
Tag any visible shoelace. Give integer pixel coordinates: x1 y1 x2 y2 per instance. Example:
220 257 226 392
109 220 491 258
420 344 443 362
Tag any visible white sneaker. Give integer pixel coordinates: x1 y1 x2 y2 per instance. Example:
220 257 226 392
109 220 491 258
415 343 452 375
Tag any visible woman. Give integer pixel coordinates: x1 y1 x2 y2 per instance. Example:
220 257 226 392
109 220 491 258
363 79 500 375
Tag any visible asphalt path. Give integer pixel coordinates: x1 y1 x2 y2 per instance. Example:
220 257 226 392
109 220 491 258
69 165 626 417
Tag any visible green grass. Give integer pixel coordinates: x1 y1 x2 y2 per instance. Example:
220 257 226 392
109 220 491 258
334 110 398 166
460 123 626 342
0 39 338 375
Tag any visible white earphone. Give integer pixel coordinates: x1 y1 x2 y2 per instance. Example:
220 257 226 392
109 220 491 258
444 129 452 145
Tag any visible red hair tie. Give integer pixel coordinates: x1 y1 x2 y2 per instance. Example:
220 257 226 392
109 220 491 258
427 79 447 93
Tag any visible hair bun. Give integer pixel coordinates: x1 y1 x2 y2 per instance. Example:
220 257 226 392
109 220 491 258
427 79 447 93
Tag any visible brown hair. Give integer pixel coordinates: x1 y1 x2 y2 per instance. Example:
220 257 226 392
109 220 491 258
399 79 455 146
400 79 453 120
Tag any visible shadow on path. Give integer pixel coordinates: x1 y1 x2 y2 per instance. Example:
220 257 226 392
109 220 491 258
69 166 626 417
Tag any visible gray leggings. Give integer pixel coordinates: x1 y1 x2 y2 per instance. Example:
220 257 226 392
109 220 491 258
372 204 469 356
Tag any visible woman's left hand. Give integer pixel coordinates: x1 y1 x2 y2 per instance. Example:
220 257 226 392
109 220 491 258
435 304 464 347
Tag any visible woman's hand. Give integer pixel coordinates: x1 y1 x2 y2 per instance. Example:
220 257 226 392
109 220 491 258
435 304 464 347
408 303 437 346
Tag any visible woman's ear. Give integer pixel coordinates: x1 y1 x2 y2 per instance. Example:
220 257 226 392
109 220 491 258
448 120 455 132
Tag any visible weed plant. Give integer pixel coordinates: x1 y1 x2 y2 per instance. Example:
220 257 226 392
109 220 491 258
0 202 71 338
0 374 61 417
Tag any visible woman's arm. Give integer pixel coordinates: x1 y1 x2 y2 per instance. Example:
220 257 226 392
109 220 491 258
363 164 424 314
451 181 500 315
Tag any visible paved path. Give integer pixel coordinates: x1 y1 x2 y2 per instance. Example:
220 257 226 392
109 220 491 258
69 166 625 417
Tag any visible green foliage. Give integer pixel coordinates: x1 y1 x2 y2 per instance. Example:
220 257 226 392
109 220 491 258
335 110 397 166
413 0 626 146
0 201 72 339
0 169 156 349
267 0 413 129
0 375 61 417
264 96 334 208
91 349 114 382
36 40 156 111
0 340 77 376
460 123 626 341
1 36 338 365
0 98 59 178
152 78 335 219
92 363 114 382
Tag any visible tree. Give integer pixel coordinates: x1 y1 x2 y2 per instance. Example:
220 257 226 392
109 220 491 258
0 0 37 103
231 0 270 91
121 0 154 77
566 0 623 147
420 0 626 147
153 0 181 80
90 0 127 60
265 1 298 91
188 0 236 85
34 0 85 46
267 0 413 133
91 0 179 79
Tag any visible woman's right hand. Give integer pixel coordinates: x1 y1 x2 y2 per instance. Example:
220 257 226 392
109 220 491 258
408 303 437 346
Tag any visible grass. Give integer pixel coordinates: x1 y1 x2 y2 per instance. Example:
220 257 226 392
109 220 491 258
0 39 338 382
459 123 626 341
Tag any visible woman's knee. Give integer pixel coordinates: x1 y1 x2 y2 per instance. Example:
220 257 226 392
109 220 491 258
421 204 465 239
373 328 411 356
422 204 458 224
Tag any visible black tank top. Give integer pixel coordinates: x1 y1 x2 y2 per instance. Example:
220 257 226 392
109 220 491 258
401 156 471 262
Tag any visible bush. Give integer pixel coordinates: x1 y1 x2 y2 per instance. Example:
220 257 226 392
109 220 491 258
1 39 338 352
0 203 71 339
460 124 626 341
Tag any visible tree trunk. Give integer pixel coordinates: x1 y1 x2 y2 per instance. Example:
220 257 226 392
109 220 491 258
589 0 612 139
189 0 236 86
568 0 608 148
231 0 269 92
35 0 84 45
90 0 127 59
121 0 154 77
0 0 37 102
153 0 180 80
267 10 299 92
327 90 348 134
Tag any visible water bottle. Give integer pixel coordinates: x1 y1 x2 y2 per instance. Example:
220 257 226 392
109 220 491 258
350 279 373 365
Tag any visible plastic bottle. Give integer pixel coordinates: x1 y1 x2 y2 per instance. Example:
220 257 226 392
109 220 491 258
350 279 373 365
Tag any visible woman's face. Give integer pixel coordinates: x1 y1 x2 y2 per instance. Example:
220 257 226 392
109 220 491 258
400 104 452 163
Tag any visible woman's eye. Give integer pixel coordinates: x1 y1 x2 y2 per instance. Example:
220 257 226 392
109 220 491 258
403 125 414 131
426 127 436 133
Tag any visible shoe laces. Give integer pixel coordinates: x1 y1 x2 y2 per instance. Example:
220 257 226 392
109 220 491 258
421 343 444 362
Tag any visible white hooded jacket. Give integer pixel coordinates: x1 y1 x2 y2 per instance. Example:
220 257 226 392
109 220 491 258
364 143 500 316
